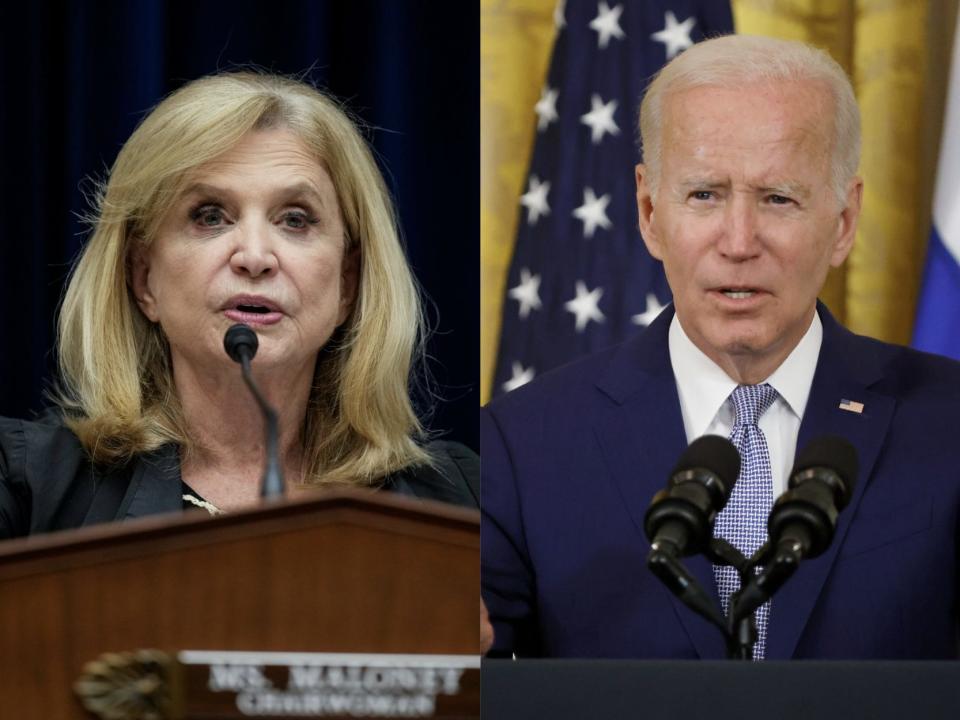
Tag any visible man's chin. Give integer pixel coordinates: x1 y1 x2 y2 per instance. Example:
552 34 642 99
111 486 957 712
719 335 771 356
700 317 772 354
701 329 777 365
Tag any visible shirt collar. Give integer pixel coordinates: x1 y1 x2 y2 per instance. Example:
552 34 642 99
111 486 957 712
668 309 823 437
765 310 822 420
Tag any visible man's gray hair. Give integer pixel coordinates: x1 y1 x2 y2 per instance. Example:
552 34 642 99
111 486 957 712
639 34 861 205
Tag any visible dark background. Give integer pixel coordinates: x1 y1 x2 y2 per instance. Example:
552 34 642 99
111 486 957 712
0 1 478 450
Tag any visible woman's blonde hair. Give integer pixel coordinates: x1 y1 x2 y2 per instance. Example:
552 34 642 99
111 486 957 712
56 71 430 485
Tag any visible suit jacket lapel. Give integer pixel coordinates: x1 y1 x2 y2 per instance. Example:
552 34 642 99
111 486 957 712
593 306 727 659
765 305 895 659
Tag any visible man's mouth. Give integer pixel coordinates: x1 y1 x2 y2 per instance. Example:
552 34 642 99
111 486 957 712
720 289 758 299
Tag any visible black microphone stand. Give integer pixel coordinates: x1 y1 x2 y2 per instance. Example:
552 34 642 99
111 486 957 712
236 350 285 499
648 537 796 660
725 540 805 659
703 538 757 660
224 324 285 500
647 545 728 633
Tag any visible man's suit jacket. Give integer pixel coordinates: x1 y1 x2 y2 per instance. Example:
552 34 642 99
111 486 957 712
482 304 960 658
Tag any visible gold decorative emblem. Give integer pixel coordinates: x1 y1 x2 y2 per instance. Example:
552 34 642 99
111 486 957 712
73 650 173 720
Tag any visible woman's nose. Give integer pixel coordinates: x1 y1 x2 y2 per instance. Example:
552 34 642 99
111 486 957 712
229 221 279 278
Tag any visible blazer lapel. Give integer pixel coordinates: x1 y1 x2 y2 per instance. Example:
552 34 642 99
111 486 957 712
117 444 185 521
765 305 895 659
594 306 727 659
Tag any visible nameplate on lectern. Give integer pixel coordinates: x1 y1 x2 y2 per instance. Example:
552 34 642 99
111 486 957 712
73 649 481 719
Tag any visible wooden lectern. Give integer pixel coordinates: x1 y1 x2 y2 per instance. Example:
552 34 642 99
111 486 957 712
0 490 480 719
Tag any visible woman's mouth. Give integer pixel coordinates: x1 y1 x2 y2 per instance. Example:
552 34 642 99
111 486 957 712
224 304 284 326
223 296 285 325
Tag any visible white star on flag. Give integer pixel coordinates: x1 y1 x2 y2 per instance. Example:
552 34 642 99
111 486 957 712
565 280 605 332
572 187 612 238
503 361 536 393
651 10 695 60
632 292 667 326
580 94 620 144
554 0 566 29
520 175 551 225
589 1 625 50
508 268 543 319
535 86 559 132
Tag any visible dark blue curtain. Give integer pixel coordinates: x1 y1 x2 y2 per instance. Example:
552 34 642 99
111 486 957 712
0 1 478 450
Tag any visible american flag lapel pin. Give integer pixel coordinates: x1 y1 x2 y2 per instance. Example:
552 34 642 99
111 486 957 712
839 398 864 414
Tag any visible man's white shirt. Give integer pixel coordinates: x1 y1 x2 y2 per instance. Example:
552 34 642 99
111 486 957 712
668 310 823 498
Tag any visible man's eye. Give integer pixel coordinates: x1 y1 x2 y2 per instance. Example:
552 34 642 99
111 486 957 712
768 194 792 205
190 205 226 227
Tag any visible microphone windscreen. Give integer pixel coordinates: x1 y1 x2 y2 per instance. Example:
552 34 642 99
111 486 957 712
673 434 741 497
224 323 259 363
791 435 858 505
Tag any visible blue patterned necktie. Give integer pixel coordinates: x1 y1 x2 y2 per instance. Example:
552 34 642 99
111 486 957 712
713 383 778 660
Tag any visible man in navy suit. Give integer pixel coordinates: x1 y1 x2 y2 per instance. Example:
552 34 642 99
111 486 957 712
481 34 960 659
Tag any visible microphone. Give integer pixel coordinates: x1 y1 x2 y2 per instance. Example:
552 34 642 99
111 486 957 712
644 435 741 632
644 434 741 557
224 323 259 364
223 324 285 499
767 435 858 559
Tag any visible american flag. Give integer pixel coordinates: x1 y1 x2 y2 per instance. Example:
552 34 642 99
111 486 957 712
493 1 734 395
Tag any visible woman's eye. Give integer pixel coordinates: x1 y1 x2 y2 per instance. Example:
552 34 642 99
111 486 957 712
190 205 226 227
281 211 317 230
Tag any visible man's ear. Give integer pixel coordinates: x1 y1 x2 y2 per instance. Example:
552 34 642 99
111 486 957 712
129 243 159 322
636 163 664 260
830 176 863 267
336 243 360 326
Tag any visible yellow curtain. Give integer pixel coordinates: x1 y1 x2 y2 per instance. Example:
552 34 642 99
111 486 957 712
480 0 957 404
480 0 558 404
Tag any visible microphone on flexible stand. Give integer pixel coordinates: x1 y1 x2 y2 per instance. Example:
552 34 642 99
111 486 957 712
644 435 742 631
729 436 859 636
223 323 285 499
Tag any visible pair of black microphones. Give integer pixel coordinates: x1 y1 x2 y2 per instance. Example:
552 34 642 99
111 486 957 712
223 323 285 499
645 434 857 561
644 432 858 658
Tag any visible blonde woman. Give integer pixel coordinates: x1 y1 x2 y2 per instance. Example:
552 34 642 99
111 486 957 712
0 72 477 538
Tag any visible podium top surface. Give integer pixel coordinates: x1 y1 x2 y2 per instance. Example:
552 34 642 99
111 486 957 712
0 487 479 578
482 659 960 720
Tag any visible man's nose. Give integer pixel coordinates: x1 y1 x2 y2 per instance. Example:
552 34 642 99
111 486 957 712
229 220 279 278
717 196 761 260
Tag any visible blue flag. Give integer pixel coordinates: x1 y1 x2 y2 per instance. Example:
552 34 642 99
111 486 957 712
914 13 960 360
494 1 734 395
